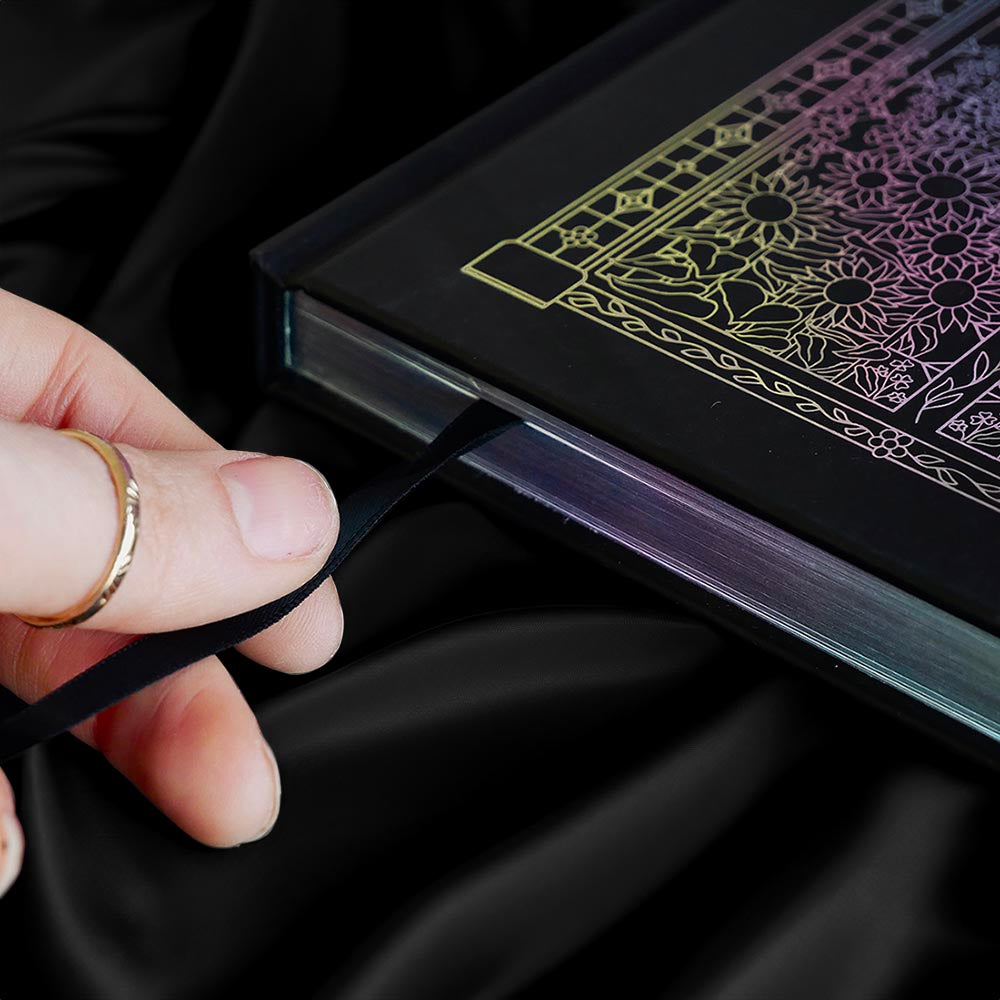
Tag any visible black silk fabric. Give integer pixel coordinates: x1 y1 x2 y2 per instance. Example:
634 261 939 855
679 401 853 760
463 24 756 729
2 2 1000 998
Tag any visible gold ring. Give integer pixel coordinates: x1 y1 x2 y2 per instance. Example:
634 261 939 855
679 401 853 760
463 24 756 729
16 429 140 629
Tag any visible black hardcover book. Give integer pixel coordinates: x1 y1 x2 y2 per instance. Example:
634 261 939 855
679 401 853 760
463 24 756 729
254 0 1000 759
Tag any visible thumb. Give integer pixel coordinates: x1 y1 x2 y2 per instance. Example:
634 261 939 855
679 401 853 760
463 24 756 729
0 419 339 633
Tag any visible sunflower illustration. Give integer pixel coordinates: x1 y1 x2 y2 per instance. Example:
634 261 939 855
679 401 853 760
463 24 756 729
784 255 902 333
898 215 1000 271
891 262 1000 337
887 151 1000 221
821 149 901 217
698 172 843 250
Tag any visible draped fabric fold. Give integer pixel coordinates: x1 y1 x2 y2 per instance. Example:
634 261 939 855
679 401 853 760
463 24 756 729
1 2 999 998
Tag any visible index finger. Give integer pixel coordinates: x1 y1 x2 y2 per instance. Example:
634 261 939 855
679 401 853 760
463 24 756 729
0 288 216 450
0 288 344 670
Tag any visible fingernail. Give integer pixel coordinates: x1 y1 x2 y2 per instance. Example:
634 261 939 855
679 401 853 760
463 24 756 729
0 810 24 898
220 457 335 561
245 741 281 844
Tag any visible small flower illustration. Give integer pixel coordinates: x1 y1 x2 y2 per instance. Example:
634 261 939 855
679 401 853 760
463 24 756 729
868 428 913 459
829 350 918 406
944 408 1000 452
560 225 601 249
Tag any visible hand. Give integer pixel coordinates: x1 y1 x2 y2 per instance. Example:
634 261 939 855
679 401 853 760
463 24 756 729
0 290 343 898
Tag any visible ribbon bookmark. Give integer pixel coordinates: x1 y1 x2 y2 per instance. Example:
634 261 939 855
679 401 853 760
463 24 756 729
0 400 520 763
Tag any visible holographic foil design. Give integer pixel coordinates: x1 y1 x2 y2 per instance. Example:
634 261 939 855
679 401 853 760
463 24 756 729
463 0 1000 512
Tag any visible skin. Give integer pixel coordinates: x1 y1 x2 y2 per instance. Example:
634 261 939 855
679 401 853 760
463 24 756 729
0 289 344 895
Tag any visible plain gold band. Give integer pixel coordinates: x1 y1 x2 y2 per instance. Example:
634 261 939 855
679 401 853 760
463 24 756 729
15 429 141 629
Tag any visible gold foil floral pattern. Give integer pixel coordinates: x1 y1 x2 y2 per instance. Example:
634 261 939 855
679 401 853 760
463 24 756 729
464 0 1000 511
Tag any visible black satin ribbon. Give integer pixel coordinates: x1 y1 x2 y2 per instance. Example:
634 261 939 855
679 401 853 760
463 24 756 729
0 400 520 763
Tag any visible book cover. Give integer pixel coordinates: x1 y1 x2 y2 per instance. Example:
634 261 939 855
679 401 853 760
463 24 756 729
255 0 1000 754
